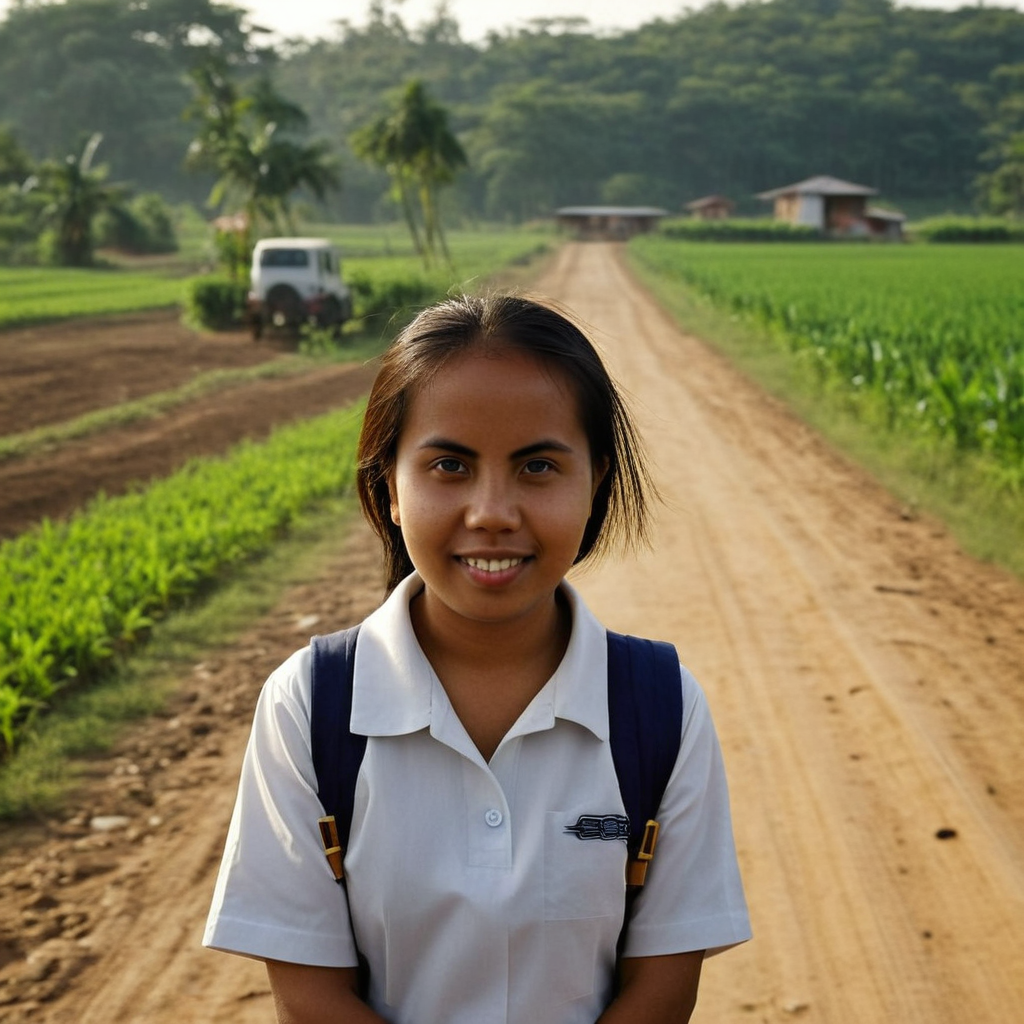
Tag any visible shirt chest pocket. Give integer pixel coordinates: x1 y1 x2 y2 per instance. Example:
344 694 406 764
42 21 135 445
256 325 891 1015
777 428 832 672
543 810 628 922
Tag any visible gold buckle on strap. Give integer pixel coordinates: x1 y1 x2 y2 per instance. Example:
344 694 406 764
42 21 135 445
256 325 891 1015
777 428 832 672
625 819 660 888
318 815 344 881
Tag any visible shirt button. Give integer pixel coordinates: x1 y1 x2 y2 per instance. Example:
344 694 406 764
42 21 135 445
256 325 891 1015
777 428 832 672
484 809 503 827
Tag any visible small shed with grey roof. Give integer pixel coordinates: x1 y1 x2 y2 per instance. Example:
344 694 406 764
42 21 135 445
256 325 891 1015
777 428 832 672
864 206 907 241
757 175 903 238
555 206 668 241
685 195 735 221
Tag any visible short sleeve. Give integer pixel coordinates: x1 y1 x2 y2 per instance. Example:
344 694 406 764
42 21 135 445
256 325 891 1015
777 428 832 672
202 648 360 967
622 664 751 958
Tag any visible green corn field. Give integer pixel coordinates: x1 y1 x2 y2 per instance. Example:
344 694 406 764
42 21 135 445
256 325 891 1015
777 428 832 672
630 239 1024 483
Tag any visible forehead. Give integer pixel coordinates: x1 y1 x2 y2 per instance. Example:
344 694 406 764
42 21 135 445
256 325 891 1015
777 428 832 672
401 348 584 441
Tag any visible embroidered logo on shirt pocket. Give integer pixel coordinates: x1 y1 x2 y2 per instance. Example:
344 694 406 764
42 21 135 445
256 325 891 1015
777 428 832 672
564 814 630 841
544 811 626 922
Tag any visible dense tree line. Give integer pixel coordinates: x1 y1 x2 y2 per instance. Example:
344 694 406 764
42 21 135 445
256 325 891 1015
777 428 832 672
1 0 1022 222
0 0 273 203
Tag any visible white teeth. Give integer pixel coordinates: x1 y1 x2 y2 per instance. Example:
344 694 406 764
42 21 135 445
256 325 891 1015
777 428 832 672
464 557 523 572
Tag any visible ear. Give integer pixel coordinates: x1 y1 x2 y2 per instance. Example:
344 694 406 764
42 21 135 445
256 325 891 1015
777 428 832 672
387 473 401 527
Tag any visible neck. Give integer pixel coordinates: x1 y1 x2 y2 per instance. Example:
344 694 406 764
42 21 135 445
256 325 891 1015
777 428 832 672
410 587 571 678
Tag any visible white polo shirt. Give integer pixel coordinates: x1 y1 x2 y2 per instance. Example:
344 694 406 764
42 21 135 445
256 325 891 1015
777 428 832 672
204 574 750 1024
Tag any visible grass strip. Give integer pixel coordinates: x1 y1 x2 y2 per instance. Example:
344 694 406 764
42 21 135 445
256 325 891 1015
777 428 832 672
626 247 1024 582
0 399 366 755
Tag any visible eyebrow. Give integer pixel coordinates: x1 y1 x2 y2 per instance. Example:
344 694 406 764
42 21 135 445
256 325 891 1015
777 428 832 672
419 437 574 459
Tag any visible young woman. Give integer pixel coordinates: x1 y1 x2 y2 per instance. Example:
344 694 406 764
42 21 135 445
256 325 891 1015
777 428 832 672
204 295 750 1024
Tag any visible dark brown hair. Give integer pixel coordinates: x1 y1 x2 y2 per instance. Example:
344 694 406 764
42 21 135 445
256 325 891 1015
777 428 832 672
356 294 654 592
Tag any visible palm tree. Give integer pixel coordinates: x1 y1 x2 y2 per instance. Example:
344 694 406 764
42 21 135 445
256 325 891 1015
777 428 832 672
351 80 467 267
185 60 340 264
409 83 468 266
39 133 123 266
351 100 427 260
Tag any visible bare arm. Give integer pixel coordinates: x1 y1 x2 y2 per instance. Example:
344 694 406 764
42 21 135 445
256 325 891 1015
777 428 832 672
265 961 391 1024
596 951 705 1024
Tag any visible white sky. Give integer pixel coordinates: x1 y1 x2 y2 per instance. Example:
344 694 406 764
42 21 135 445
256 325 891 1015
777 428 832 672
1 0 1021 43
239 0 1024 42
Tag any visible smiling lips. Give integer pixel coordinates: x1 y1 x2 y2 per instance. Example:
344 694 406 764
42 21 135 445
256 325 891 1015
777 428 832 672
461 556 526 573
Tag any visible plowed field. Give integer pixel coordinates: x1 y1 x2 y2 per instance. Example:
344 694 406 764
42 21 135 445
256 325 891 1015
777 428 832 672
0 311 376 537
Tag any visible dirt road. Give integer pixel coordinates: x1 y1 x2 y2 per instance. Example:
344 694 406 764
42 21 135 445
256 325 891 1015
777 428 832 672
2 243 1023 1022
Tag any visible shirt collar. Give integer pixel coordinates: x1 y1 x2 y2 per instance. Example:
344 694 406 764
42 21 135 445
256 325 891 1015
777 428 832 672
350 573 609 741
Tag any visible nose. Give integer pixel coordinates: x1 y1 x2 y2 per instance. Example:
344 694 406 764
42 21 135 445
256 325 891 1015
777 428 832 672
463 474 521 533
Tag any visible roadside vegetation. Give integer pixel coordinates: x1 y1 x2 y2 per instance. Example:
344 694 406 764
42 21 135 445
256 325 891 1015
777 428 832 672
0 402 364 760
628 238 1024 578
908 215 1024 243
326 226 552 336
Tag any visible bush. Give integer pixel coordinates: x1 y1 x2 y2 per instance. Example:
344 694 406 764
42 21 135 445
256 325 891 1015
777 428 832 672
910 215 1024 243
0 212 39 265
95 193 178 254
183 275 248 330
347 268 439 322
660 218 819 242
0 182 45 266
36 228 62 266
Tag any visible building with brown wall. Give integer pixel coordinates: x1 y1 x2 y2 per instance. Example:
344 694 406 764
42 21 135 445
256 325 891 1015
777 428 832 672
555 206 668 240
756 176 902 238
685 195 736 220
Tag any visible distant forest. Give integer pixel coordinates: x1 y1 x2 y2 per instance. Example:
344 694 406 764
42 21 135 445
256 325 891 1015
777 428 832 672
1 0 1022 221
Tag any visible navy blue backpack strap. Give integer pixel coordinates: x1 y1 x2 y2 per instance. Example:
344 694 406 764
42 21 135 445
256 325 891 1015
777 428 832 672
606 631 683 887
310 625 365 882
310 625 372 993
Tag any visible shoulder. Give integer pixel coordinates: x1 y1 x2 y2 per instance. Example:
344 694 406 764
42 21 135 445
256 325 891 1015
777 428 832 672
677 662 710 729
260 645 313 711
246 646 315 762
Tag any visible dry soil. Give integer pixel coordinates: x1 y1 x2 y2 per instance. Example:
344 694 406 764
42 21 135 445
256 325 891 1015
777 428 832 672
0 313 377 538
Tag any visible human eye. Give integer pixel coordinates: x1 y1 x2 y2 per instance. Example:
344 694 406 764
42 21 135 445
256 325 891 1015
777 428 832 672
522 458 555 475
432 456 467 475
